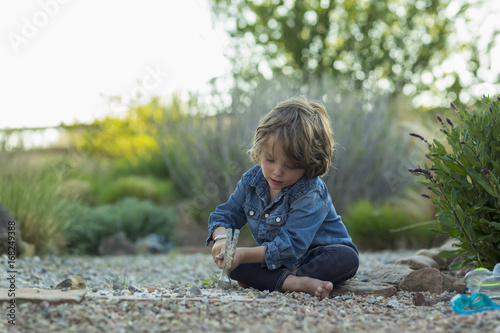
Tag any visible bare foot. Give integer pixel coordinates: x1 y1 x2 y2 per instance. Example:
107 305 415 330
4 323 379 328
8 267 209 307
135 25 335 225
281 275 333 301
237 281 250 288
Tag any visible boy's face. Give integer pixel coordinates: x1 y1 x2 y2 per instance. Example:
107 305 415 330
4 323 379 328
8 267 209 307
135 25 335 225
261 137 305 196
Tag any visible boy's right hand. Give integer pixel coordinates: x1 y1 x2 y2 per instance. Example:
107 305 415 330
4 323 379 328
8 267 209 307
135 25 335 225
212 240 226 269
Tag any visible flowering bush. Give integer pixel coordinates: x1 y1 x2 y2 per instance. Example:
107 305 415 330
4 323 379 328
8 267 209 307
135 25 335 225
409 95 500 270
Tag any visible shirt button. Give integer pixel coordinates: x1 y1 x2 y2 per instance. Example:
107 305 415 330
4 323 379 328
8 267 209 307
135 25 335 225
249 210 254 216
276 217 281 222
265 213 269 218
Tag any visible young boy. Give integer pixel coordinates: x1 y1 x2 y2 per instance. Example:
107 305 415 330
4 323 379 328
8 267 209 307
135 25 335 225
207 96 358 300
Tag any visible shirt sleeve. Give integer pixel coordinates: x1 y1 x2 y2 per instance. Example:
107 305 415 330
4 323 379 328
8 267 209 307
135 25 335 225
205 178 248 246
263 189 328 269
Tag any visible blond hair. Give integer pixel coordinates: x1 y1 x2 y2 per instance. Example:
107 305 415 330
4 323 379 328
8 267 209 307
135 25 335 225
249 96 334 178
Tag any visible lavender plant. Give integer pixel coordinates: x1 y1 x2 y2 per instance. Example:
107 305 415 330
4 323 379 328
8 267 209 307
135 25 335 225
409 95 500 270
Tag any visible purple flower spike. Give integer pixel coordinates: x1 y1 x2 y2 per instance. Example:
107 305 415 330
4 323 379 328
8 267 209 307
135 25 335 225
497 96 500 102
409 133 425 140
426 186 432 190
481 169 490 177
440 128 448 134
489 106 493 113
446 118 454 127
459 141 466 144
437 115 444 125
450 102 458 110
429 167 438 171
420 193 431 199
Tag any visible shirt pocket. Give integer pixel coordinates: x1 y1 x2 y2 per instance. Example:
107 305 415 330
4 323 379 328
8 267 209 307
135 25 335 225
243 203 260 221
264 213 287 240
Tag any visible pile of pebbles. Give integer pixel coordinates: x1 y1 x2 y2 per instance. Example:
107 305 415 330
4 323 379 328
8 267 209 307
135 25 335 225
1 250 500 332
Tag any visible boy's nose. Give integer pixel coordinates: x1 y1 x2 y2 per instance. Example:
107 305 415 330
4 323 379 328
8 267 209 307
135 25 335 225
273 166 284 176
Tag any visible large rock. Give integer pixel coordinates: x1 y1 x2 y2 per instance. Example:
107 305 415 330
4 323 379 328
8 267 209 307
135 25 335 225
98 232 134 255
0 203 25 256
398 267 457 294
415 249 449 270
133 234 174 254
397 254 439 270
330 280 397 298
364 264 414 286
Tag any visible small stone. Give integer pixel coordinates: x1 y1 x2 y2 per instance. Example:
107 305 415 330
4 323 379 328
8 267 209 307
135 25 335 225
128 285 140 293
368 298 376 304
39 300 50 311
387 299 400 308
201 296 209 303
453 278 466 294
413 293 426 306
441 272 457 292
56 277 87 290
92 287 98 293
113 284 123 291
189 286 202 296
147 286 161 293
246 291 255 298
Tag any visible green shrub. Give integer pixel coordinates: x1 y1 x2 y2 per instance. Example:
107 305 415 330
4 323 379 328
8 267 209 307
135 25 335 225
64 197 178 254
59 179 94 203
409 95 500 269
0 152 70 254
343 200 436 250
93 175 178 205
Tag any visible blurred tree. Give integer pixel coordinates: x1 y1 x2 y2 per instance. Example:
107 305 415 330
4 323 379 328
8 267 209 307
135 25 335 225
210 0 492 102
70 98 164 171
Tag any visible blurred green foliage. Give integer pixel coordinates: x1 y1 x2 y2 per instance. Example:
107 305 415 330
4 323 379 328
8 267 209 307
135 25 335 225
0 152 71 254
344 200 437 250
69 98 169 179
63 198 178 255
210 0 489 101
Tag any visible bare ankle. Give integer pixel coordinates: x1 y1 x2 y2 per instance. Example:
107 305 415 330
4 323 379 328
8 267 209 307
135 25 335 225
281 275 333 301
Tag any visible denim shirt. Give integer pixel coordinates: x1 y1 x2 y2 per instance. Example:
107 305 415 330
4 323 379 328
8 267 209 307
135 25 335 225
206 165 358 271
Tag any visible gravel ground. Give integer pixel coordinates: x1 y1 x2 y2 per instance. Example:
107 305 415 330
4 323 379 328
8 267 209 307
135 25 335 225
1 250 500 332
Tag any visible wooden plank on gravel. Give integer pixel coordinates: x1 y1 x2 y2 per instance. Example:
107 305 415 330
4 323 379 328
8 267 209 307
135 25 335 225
86 294 278 303
0 288 87 304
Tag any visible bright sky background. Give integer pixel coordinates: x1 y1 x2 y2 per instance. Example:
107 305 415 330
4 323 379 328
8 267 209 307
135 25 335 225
1 0 499 131
0 0 231 129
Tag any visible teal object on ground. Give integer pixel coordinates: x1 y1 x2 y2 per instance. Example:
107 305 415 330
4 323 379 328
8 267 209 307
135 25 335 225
450 293 500 315
464 263 500 299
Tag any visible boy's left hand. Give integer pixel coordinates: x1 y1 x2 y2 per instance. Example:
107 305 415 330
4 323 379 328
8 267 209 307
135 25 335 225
215 248 243 270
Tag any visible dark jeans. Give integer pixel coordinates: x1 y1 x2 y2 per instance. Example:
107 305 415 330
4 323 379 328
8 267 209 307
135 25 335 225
230 244 359 292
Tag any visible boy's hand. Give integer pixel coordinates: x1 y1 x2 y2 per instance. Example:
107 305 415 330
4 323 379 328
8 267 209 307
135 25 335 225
231 248 244 270
212 239 226 269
